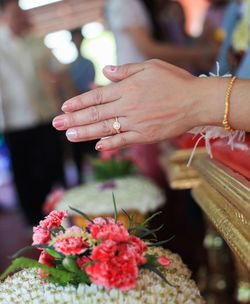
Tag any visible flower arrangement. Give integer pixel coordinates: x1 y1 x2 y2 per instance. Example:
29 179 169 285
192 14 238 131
90 149 136 181
0 196 172 292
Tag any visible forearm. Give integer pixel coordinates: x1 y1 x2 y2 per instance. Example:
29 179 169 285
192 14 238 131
193 77 250 132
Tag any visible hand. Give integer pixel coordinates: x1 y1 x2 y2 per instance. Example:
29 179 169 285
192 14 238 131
52 59 222 150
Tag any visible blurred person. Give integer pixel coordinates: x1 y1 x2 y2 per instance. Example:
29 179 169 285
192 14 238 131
105 0 215 68
204 0 228 34
193 0 228 73
69 28 95 95
0 0 65 226
217 0 250 78
68 28 97 184
155 0 190 46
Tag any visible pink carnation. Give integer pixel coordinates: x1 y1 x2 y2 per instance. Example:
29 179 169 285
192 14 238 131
38 251 55 278
54 226 88 256
39 210 67 230
127 235 147 265
158 256 172 267
91 239 118 262
43 189 64 214
87 237 147 290
89 217 129 242
87 245 138 291
32 226 50 246
32 210 67 246
77 256 92 270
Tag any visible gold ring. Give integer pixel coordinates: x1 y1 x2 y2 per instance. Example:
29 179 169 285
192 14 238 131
113 117 121 134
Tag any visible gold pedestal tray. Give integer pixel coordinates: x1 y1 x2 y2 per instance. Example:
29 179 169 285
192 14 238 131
160 147 206 190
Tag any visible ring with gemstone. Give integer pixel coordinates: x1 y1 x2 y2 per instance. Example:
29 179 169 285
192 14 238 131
113 117 121 134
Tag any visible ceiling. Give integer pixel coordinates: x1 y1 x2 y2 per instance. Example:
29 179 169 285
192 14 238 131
28 0 105 37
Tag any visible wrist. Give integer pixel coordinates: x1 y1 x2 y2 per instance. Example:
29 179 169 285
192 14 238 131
191 76 228 128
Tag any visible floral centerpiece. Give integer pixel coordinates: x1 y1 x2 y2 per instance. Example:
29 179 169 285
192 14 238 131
1 197 172 291
0 197 204 303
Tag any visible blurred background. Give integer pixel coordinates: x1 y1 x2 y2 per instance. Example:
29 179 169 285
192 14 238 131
0 0 249 303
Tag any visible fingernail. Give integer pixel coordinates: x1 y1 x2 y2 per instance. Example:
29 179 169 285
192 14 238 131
62 102 72 112
95 143 103 151
105 65 117 73
66 129 77 139
52 118 65 129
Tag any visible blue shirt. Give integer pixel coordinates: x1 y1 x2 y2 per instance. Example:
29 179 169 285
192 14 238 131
69 56 95 93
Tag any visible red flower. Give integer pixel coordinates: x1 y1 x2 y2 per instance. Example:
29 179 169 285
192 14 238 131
86 244 138 291
39 210 67 230
32 226 50 246
127 235 147 265
91 239 118 262
43 189 64 214
158 256 172 267
89 217 129 242
38 251 55 278
87 237 147 290
77 256 92 270
54 226 88 256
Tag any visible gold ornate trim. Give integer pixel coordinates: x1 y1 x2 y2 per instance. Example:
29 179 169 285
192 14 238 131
192 157 250 270
160 147 206 189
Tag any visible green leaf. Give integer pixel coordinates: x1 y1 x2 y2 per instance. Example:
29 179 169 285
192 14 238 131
145 254 158 266
128 226 157 239
62 256 79 273
50 226 65 237
0 257 74 286
139 224 164 239
11 244 51 259
45 248 64 259
112 192 118 223
121 209 133 228
141 211 162 227
69 206 94 223
148 235 175 247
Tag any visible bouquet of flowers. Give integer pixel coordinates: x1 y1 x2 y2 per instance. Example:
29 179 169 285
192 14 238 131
0 196 172 291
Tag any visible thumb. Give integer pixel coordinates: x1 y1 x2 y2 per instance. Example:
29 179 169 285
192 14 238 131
103 63 145 82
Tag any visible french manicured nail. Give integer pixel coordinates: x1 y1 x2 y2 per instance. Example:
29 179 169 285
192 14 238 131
52 118 65 129
105 65 117 73
95 143 103 151
66 129 77 139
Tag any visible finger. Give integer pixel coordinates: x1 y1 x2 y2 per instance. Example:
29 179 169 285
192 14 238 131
61 83 121 113
53 102 120 130
103 63 145 82
95 132 139 150
65 118 129 142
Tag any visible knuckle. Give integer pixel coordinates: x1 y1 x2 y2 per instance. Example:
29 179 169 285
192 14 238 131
145 59 161 68
102 120 112 135
93 88 103 105
90 106 99 123
120 65 130 77
82 126 89 138
67 114 75 127
119 134 127 146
